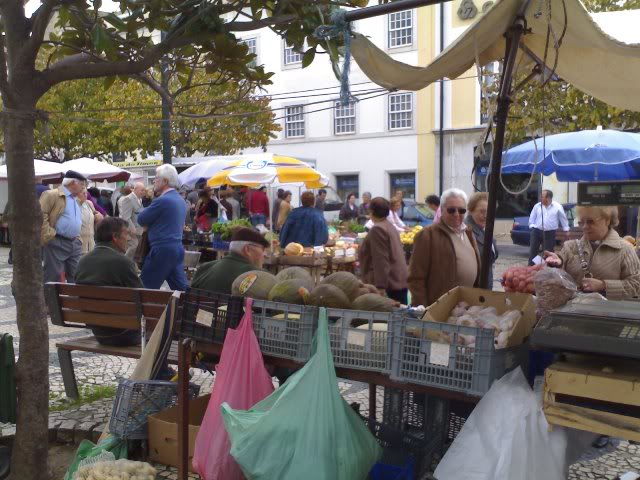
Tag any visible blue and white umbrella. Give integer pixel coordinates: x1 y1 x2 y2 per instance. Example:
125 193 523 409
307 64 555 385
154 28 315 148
501 129 640 181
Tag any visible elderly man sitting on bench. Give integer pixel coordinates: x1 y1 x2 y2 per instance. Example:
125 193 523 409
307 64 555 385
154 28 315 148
75 216 143 346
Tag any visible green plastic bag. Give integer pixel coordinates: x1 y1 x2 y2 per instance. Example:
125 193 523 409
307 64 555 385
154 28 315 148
64 436 127 480
221 307 382 480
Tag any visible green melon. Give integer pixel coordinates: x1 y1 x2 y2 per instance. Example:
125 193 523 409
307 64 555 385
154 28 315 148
364 284 379 294
355 287 372 298
351 293 398 313
275 266 314 284
268 279 314 305
321 272 361 300
308 284 351 309
231 270 278 300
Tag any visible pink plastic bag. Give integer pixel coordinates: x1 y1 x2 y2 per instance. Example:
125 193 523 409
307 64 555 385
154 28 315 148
192 298 274 480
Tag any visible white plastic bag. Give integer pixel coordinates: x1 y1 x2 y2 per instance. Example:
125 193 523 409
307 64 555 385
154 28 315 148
434 368 567 480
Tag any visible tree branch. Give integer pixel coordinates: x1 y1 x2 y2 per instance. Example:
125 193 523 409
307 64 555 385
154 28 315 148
226 14 297 32
26 0 60 62
134 73 173 112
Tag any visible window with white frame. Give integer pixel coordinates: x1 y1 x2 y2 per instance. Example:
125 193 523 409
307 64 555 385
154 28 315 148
241 37 257 66
285 105 305 138
334 101 356 135
388 10 413 48
388 93 413 130
283 41 303 65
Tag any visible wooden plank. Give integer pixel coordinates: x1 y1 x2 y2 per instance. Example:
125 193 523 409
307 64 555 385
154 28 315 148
57 337 180 363
59 297 166 318
53 283 173 303
545 361 640 407
61 311 150 331
544 403 640 442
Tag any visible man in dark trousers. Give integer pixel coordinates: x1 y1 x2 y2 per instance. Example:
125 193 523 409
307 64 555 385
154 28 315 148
138 164 188 291
192 227 269 294
527 189 569 265
75 217 143 346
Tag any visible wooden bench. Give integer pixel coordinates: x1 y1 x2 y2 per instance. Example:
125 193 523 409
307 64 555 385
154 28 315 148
45 283 175 399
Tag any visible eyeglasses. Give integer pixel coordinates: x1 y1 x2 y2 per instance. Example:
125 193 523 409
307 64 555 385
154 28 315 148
578 218 602 227
446 207 467 215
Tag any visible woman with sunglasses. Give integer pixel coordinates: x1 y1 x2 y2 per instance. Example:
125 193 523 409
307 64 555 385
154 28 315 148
544 206 640 299
408 188 481 307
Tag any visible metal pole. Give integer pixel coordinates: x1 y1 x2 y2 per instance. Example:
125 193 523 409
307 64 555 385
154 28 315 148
344 0 451 22
438 2 445 195
160 32 172 164
480 3 529 289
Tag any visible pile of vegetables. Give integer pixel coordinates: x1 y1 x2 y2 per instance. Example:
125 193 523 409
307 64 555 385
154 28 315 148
434 301 522 349
232 269 399 313
211 218 252 240
501 264 544 293
74 459 156 480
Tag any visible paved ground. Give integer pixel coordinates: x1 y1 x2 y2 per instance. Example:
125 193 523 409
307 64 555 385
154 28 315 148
1 244 639 478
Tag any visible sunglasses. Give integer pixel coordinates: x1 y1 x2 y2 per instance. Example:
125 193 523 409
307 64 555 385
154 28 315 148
446 207 467 215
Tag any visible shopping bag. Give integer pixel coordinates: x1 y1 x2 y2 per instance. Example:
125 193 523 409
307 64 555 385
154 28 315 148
221 307 382 480
434 368 568 480
192 298 274 480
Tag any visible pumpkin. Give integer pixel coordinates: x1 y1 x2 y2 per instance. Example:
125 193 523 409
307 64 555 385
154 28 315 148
351 294 398 313
284 242 304 256
231 270 278 300
268 279 314 305
308 284 351 309
276 266 314 284
321 272 361 300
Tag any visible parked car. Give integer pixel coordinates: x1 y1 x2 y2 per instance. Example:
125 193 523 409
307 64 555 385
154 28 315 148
401 199 435 227
510 203 582 246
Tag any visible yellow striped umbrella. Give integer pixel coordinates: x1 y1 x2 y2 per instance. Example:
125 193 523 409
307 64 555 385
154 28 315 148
207 154 328 188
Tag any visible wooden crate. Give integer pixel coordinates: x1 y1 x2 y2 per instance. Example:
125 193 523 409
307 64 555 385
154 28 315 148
543 356 640 442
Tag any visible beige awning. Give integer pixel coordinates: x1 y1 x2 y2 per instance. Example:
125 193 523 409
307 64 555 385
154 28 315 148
351 0 640 112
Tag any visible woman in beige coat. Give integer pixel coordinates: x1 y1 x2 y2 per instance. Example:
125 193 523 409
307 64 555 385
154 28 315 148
77 187 103 254
544 206 640 299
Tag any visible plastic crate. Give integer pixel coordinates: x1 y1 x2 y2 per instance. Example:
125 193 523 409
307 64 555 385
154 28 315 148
251 299 317 363
177 288 244 344
391 316 529 396
326 308 394 373
363 416 439 479
109 379 200 440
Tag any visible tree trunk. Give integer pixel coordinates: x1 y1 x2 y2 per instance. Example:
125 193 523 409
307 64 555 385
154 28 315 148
5 96 50 479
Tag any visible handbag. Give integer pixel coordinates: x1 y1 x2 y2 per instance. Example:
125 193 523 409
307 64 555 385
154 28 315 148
134 230 150 268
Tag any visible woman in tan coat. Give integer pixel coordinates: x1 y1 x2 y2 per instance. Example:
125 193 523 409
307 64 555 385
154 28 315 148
277 191 292 231
77 186 103 254
359 197 409 304
408 188 480 307
544 206 640 299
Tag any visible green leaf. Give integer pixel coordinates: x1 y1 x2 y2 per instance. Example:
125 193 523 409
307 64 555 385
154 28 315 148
103 76 117 90
302 48 315 68
91 25 111 53
103 13 126 30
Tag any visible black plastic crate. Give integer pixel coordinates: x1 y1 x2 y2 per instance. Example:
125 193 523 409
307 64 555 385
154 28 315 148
177 288 244 344
362 416 440 479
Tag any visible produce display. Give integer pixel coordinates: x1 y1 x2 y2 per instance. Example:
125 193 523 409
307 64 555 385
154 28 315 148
275 266 314 284
308 284 351 309
74 459 156 480
284 242 304 256
231 271 278 300
211 218 253 240
421 301 523 349
321 271 362 300
351 293 397 313
533 267 577 318
501 264 544 293
268 278 315 304
400 225 423 245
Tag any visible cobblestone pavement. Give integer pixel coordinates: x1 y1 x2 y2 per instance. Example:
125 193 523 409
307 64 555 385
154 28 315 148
1 244 639 478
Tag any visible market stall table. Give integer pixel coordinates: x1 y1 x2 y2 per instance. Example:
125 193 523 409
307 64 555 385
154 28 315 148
175 339 480 480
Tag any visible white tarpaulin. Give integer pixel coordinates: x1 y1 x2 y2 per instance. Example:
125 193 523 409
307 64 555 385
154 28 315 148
351 0 640 112
0 159 65 180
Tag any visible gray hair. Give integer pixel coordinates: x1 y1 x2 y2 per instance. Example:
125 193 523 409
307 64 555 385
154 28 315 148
155 164 180 188
229 240 256 255
62 177 82 187
441 188 468 207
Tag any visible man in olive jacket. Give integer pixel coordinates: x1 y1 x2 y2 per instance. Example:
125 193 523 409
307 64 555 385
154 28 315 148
75 217 143 346
191 227 269 294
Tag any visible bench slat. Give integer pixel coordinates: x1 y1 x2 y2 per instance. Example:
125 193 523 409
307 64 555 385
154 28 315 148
55 283 173 303
61 311 160 331
59 297 166 318
57 336 179 363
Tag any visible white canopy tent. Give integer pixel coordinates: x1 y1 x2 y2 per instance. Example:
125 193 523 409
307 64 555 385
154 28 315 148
350 0 640 112
62 157 132 182
0 159 65 181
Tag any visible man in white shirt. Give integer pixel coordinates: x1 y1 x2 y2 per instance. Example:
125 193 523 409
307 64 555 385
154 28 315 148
528 189 569 265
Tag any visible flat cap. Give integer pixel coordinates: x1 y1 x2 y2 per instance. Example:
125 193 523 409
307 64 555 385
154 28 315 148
64 170 87 181
230 227 269 248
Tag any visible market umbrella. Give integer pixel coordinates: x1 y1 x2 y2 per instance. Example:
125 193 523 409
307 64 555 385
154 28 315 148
178 158 238 188
207 154 329 188
0 159 65 182
501 129 640 181
62 157 131 182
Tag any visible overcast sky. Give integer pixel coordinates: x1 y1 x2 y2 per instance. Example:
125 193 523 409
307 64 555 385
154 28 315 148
25 0 119 16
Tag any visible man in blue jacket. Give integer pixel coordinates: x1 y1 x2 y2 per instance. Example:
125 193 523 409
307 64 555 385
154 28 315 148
138 164 188 291
279 190 329 247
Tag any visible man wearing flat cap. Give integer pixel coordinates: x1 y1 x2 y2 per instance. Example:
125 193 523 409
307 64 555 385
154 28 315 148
191 227 269 294
40 170 86 283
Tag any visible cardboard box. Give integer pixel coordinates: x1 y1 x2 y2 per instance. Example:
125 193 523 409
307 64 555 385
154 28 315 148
148 394 210 472
423 287 536 348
